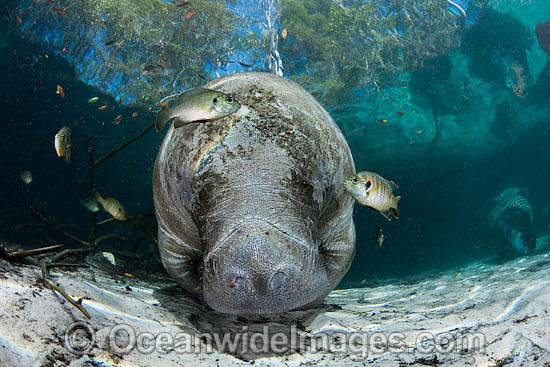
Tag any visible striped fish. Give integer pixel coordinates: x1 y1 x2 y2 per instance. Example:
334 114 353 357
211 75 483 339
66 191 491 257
489 188 533 226
343 171 401 221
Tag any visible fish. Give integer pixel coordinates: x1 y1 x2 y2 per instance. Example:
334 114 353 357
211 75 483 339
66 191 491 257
377 118 387 124
281 28 288 39
376 225 384 247
98 105 108 111
185 11 194 20
93 192 128 221
342 171 401 221
112 115 123 125
88 97 99 103
21 170 32 184
176 1 191 7
56 85 65 98
155 87 241 131
131 112 139 118
82 199 101 213
54 126 71 163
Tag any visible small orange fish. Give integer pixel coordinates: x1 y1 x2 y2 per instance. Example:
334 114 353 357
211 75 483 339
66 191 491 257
98 105 108 111
16 15 22 24
281 28 288 39
416 130 423 134
185 11 194 20
112 115 123 125
56 85 65 98
360 279 367 284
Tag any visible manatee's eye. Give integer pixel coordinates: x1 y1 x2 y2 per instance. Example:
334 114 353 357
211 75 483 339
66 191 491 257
352 177 359 184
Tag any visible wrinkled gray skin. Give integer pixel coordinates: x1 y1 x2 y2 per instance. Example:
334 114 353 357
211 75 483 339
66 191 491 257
153 73 356 315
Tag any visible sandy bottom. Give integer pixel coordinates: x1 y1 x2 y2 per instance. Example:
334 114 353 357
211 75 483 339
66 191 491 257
1 246 550 366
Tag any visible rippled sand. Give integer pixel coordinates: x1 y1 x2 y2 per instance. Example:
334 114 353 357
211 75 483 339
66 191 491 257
1 247 549 366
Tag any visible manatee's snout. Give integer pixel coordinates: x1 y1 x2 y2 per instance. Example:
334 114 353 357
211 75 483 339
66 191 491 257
203 222 327 315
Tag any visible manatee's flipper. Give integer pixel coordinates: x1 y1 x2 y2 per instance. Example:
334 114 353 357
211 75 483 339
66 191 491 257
157 227 202 295
388 180 399 191
155 105 174 131
313 195 356 307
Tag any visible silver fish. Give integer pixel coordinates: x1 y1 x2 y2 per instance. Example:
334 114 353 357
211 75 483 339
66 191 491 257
155 87 241 131
54 126 71 163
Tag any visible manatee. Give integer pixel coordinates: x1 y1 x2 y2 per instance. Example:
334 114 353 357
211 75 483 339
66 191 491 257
153 72 356 315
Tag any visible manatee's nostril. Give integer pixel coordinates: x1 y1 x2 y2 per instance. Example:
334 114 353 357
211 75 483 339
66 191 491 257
269 271 288 290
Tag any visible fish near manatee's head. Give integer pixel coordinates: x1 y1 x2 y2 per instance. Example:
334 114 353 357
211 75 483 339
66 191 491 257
202 221 328 315
342 173 372 206
212 92 241 116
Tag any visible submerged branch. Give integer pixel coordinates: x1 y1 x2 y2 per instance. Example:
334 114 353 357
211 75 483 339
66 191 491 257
30 206 91 247
50 248 93 263
4 244 64 260
94 233 124 246
42 278 91 319
96 217 115 226
94 121 155 166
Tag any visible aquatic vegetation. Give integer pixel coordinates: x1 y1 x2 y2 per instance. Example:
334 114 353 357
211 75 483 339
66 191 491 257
278 0 463 103
18 0 251 104
462 8 533 86
510 63 526 98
